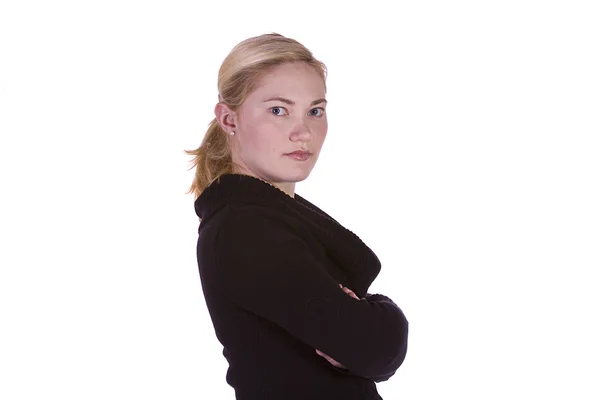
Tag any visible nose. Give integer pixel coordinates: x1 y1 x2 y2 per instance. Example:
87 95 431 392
289 117 313 141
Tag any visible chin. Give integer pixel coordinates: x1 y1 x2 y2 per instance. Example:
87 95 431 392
268 170 308 185
287 167 313 182
262 160 315 183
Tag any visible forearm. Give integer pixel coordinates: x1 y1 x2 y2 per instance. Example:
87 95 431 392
321 292 408 381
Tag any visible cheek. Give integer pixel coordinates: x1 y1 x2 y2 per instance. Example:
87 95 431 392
240 115 264 141
241 118 281 151
315 120 328 141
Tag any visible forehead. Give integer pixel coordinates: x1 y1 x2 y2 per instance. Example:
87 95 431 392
251 62 325 98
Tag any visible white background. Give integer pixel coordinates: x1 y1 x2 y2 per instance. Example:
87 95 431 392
1 1 599 399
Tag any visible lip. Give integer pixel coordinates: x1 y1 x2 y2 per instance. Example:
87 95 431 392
285 150 312 156
285 150 312 161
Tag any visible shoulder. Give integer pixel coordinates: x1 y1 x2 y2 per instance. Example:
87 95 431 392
201 204 315 284
203 203 303 245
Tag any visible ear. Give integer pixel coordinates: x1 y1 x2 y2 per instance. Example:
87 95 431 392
214 102 237 134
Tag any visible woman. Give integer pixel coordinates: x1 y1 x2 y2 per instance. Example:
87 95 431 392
185 32 409 399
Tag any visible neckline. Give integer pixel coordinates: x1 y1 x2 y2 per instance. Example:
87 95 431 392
193 173 382 298
194 173 299 220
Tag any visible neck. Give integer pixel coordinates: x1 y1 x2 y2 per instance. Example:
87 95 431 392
232 156 296 199
231 166 296 198
255 176 295 198
274 181 295 198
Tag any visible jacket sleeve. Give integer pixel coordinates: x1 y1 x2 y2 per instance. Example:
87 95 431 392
324 292 407 382
212 206 409 380
365 293 399 307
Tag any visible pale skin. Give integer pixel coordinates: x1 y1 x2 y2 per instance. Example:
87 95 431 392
215 61 359 369
214 61 328 198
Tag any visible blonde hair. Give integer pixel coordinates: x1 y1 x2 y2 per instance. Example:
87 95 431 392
184 32 328 200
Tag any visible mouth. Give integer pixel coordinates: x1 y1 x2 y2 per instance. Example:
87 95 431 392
285 151 312 161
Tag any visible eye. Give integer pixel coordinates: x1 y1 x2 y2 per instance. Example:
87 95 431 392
270 106 287 116
310 107 325 117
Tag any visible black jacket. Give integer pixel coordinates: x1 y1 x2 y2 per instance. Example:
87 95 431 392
194 173 409 399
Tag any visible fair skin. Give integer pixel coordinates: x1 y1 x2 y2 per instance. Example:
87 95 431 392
214 61 328 198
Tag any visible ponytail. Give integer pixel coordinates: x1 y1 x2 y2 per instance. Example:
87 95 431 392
184 118 233 200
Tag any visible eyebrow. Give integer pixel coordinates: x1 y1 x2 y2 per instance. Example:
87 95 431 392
263 97 327 106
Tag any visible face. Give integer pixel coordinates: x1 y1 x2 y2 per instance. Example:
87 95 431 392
216 62 328 195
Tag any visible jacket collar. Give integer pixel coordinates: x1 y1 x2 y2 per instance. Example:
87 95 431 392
193 173 381 297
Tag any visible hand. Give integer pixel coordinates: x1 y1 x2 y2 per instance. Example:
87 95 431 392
339 284 362 300
315 349 346 369
315 284 362 369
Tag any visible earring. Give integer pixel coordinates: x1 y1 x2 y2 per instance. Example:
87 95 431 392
229 131 235 136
